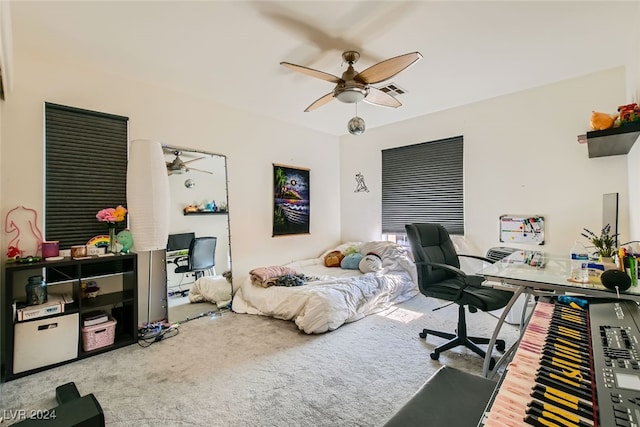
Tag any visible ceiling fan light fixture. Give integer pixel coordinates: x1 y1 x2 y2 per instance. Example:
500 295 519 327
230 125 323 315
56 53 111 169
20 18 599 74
335 87 367 103
334 80 368 104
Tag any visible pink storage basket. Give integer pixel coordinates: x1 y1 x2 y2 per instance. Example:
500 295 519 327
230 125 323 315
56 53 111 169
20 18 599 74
82 316 117 351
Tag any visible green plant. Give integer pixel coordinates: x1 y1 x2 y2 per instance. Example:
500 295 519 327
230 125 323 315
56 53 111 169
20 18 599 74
581 224 618 258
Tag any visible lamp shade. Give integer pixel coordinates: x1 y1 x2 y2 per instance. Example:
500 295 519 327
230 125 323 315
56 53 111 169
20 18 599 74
126 139 170 251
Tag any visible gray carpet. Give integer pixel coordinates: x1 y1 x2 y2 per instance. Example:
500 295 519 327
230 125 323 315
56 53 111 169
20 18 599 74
0 295 519 426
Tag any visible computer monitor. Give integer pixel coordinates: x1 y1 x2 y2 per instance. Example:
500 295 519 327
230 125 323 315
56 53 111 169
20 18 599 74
166 232 195 252
602 193 619 246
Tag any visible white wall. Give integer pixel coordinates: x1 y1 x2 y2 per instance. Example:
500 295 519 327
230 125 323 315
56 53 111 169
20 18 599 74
1 48 342 324
340 67 630 257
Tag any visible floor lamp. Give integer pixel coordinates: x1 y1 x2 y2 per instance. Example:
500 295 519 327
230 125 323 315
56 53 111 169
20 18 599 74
126 139 170 337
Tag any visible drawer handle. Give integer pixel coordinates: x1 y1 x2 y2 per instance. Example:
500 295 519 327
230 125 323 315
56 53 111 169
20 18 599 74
37 323 58 330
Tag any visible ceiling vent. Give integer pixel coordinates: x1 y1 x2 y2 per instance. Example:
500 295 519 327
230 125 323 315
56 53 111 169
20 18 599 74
378 83 407 97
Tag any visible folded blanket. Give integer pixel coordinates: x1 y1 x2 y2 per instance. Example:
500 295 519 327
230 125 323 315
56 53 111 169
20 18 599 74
250 266 299 287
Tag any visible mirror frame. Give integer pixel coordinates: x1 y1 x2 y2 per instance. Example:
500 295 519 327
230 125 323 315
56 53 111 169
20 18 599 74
162 144 231 323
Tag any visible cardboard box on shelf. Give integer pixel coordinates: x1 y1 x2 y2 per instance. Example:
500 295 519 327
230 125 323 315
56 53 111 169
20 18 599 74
14 293 71 322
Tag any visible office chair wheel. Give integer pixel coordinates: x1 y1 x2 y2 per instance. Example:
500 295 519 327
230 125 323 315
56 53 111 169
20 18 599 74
419 331 428 339
430 351 440 361
496 340 506 352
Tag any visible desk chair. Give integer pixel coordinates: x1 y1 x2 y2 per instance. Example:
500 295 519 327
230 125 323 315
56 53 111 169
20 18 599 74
174 236 217 281
405 223 513 368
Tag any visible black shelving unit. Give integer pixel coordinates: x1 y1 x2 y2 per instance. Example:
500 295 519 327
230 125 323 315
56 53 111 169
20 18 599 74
2 253 138 381
579 121 640 158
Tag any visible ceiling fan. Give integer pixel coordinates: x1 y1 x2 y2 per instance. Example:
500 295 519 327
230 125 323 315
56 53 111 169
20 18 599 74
281 50 422 112
165 150 212 175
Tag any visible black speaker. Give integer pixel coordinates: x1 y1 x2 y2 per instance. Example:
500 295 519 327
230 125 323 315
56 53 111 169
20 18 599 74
601 269 631 292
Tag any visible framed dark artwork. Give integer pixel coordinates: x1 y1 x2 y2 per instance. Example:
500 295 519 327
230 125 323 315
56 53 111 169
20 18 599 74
273 164 310 236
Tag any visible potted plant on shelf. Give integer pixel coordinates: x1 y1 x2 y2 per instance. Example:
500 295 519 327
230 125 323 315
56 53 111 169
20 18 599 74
581 224 618 263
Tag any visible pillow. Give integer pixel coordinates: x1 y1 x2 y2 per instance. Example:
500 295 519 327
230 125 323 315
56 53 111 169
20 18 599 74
359 253 382 273
324 250 344 267
341 253 364 269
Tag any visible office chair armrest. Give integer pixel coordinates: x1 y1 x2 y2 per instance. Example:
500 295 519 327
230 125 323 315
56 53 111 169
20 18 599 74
416 260 467 279
458 254 494 264
173 256 188 265
416 260 469 300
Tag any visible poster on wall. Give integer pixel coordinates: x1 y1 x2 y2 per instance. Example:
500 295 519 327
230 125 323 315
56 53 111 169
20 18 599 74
273 164 310 236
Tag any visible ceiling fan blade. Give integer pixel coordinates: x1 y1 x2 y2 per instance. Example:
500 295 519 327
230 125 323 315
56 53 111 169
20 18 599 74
281 62 342 84
182 156 205 165
364 87 402 108
304 92 335 112
355 52 422 85
188 167 214 175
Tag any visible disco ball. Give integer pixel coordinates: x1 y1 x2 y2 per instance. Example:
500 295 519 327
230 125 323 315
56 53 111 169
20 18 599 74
184 178 196 189
347 116 366 135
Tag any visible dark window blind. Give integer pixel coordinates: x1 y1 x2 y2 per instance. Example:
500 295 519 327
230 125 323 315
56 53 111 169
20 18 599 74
381 136 464 235
45 103 128 249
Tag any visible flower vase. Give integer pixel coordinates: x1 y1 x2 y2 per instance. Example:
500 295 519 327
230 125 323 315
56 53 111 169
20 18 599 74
599 255 617 270
108 225 118 254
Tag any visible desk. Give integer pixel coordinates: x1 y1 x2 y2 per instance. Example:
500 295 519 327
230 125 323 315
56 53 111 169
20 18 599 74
479 250 640 377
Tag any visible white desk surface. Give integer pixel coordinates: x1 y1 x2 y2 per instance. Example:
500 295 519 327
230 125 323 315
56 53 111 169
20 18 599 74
480 250 640 301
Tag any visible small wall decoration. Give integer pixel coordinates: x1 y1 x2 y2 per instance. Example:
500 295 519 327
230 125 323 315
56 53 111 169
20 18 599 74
5 205 44 259
499 214 545 245
354 172 369 193
273 164 310 236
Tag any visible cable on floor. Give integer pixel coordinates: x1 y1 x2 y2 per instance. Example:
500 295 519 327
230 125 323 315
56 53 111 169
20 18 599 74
137 322 179 347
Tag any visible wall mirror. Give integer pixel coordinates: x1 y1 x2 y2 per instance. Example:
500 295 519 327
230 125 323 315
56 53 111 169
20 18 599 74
162 145 231 323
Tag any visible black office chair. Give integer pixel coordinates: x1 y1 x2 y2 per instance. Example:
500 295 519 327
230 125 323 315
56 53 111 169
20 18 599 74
174 236 217 280
405 223 513 368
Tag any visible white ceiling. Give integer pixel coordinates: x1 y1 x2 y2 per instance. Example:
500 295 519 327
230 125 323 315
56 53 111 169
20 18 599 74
8 1 639 136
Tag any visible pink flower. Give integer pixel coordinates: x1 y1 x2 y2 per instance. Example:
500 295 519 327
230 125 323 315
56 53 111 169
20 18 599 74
96 205 127 223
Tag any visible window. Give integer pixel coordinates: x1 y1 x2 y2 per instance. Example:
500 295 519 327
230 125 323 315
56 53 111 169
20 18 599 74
381 136 463 239
45 103 129 249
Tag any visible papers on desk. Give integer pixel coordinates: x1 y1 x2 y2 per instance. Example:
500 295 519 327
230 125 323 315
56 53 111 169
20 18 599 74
499 250 545 267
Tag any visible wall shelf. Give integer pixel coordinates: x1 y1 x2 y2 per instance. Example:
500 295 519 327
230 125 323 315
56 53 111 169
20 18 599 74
183 211 228 216
579 122 640 158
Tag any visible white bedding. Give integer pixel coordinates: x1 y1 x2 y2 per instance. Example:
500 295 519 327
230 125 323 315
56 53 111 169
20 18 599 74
189 275 233 308
231 241 419 334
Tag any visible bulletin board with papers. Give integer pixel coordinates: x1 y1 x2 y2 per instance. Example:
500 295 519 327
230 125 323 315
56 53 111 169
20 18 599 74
499 215 545 245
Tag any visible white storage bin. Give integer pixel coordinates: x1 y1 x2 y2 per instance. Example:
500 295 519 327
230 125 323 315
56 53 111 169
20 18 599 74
13 313 79 374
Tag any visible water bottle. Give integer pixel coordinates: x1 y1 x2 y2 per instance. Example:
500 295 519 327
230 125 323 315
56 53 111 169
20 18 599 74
570 241 589 283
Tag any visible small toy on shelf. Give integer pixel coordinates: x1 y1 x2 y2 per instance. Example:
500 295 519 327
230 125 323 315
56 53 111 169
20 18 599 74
82 280 100 298
183 205 199 214
590 110 618 131
6 245 22 261
116 229 134 253
618 103 640 125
